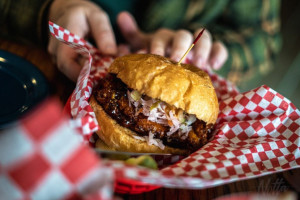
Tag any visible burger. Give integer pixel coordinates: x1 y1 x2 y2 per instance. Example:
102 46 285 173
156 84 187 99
89 54 219 155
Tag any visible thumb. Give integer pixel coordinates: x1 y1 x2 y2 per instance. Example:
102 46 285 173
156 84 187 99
117 12 148 50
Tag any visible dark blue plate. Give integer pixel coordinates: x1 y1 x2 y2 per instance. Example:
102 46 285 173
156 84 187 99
0 50 49 128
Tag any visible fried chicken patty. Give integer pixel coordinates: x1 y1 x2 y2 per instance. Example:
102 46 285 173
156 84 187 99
93 74 214 151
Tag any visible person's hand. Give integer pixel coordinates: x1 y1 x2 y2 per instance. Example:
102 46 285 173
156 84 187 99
117 12 228 70
48 0 117 81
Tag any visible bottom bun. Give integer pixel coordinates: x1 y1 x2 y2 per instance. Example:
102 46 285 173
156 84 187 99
90 96 188 155
95 137 114 150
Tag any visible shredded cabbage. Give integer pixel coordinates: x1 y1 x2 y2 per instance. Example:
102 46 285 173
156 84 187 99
127 90 197 140
145 132 165 150
132 134 165 150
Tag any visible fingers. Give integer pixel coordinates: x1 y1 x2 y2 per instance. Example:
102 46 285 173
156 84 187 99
117 44 131 57
170 30 193 62
48 12 88 82
56 45 83 82
88 9 117 55
150 29 174 56
48 2 118 82
191 29 228 70
48 39 85 82
208 41 228 70
192 29 212 68
117 12 148 50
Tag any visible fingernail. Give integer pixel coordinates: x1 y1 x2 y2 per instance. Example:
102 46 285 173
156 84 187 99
194 57 205 67
152 49 164 56
211 60 220 70
105 45 116 54
171 55 181 62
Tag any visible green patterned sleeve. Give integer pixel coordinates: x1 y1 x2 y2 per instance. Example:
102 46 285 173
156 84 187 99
209 0 282 88
0 0 53 47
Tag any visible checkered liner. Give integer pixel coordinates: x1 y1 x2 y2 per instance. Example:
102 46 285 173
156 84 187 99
101 85 300 188
49 22 300 188
49 22 114 140
0 98 113 200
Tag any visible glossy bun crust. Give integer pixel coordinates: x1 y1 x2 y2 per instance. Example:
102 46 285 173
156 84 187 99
109 54 219 124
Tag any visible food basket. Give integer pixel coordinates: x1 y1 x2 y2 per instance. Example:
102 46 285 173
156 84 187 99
51 21 300 195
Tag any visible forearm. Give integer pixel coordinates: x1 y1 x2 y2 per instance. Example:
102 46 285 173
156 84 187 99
0 0 52 47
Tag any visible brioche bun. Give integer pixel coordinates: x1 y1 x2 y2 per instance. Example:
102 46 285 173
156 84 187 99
90 54 219 155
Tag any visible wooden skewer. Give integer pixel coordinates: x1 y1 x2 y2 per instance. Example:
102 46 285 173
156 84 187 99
177 28 205 65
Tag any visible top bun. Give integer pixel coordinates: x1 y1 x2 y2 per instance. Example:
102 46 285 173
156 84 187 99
109 54 219 124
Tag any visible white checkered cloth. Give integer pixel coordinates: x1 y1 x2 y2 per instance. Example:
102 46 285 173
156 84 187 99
0 98 113 200
48 22 300 189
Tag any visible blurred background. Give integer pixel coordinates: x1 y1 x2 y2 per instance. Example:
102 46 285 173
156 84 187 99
244 0 300 108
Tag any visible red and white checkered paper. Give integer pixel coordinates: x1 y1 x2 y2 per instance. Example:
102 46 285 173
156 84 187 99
0 98 114 200
49 22 300 189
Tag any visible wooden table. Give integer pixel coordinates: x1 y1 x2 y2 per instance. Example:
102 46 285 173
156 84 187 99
1 38 299 200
